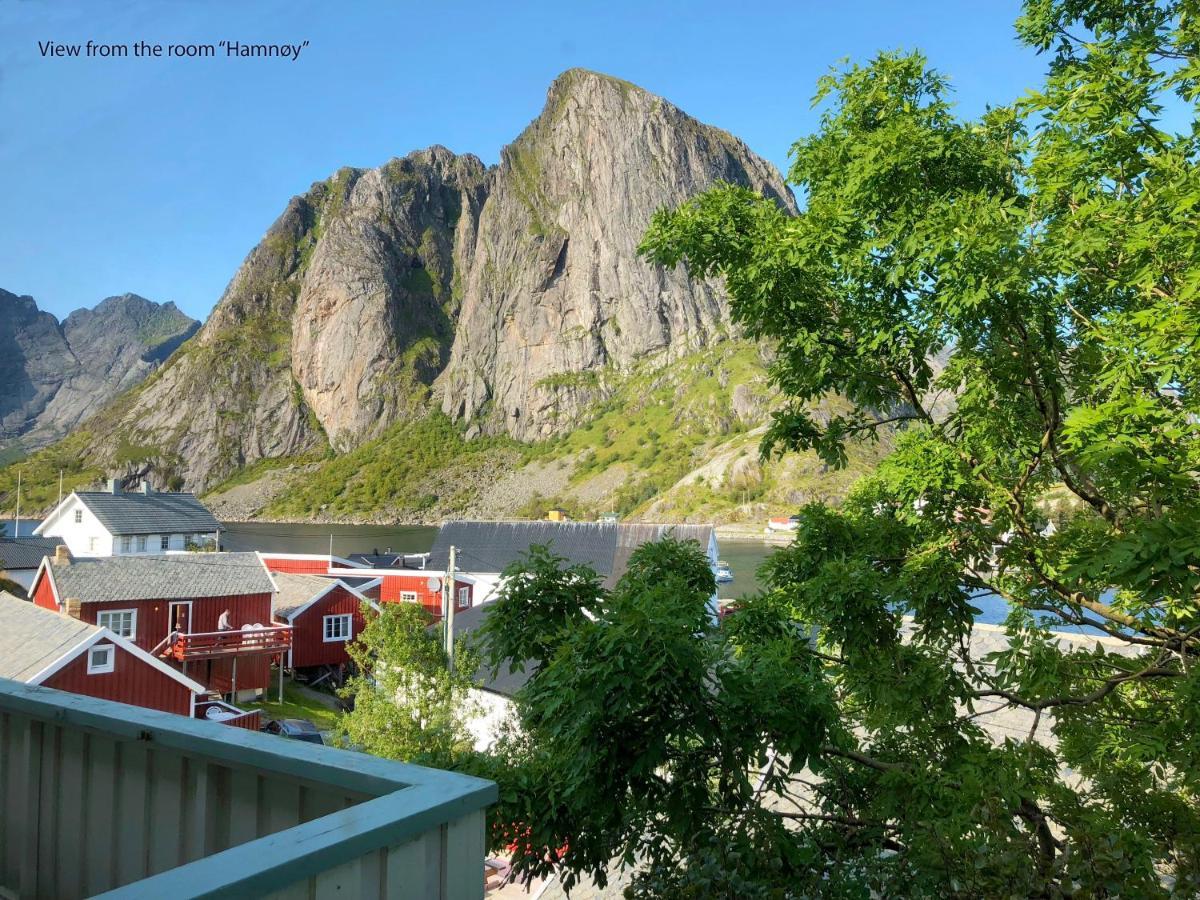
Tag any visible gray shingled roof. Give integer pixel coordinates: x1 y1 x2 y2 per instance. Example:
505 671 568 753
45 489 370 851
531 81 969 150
0 536 64 570
430 521 619 576
68 490 221 536
272 572 339 620
429 520 716 588
438 601 535 698
49 552 275 603
0 591 102 681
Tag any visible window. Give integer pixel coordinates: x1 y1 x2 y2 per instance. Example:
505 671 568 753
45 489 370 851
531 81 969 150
97 609 137 639
87 644 115 674
399 591 418 603
160 535 170 551
120 536 132 553
73 509 83 524
323 614 352 642
457 586 470 609
88 536 97 553
136 535 147 553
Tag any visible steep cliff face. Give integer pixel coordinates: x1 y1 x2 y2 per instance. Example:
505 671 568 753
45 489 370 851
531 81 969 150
291 148 488 449
0 290 196 454
438 69 797 439
80 148 490 487
53 69 794 494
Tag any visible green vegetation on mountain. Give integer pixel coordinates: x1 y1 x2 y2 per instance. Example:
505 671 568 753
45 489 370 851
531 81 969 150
0 430 104 513
261 413 518 520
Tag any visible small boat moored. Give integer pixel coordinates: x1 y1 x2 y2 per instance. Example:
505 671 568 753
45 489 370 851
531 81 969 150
715 560 734 583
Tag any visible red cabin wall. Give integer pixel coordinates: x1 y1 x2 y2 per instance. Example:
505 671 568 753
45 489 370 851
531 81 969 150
43 643 193 716
378 575 471 618
284 585 370 669
32 571 57 610
261 556 331 575
76 593 277 693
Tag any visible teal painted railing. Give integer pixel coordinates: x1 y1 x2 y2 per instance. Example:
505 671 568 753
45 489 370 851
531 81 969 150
0 678 497 899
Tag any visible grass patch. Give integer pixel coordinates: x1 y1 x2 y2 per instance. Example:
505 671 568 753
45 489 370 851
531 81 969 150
246 682 342 732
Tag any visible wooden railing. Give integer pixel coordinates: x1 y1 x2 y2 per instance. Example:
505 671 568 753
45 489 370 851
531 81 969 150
165 625 291 661
0 678 496 899
194 700 262 731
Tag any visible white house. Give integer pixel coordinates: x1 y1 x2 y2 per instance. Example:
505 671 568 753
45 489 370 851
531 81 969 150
34 480 222 558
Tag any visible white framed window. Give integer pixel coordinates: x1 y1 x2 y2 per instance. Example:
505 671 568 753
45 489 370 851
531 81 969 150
160 535 170 550
87 644 115 674
136 535 147 552
88 536 98 553
74 509 83 524
120 536 132 553
323 614 352 642
97 609 137 639
399 591 418 603
457 586 470 609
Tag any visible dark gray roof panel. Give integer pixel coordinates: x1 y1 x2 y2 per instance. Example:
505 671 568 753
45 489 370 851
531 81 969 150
51 552 275 603
429 521 619 575
0 536 64 570
441 601 535 698
73 490 221 536
430 520 716 588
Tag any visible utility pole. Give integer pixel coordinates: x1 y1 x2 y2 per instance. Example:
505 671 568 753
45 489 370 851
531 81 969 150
14 468 21 537
444 545 457 673
58 470 63 506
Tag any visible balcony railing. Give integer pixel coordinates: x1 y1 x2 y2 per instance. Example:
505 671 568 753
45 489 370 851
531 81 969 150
0 677 497 898
194 699 262 730
165 624 292 661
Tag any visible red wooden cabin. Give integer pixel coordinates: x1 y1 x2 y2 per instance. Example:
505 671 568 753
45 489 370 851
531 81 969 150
328 565 474 618
259 552 366 576
30 550 288 700
0 590 206 718
271 573 377 670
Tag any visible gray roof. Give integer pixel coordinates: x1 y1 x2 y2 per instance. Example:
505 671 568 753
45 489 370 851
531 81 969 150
48 552 276 603
0 536 64 570
430 521 618 576
70 490 221 536
0 591 102 681
272 572 340 620
439 601 535 698
429 520 715 588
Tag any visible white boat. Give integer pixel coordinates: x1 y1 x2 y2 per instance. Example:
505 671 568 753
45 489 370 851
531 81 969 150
715 561 734 583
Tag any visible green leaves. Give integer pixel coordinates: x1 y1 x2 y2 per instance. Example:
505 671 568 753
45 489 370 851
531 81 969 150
631 0 1200 893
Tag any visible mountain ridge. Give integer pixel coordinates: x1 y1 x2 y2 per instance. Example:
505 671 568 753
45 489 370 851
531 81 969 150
2 69 864 525
0 290 198 459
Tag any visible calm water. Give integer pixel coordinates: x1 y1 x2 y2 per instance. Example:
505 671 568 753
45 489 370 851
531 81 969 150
1 518 39 537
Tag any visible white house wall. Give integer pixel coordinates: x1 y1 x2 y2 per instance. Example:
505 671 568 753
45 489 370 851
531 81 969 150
38 496 112 558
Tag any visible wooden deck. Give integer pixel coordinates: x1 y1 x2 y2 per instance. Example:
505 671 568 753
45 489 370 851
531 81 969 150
165 626 291 661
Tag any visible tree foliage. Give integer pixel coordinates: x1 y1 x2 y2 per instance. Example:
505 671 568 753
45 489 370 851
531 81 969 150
483 0 1200 895
341 602 481 769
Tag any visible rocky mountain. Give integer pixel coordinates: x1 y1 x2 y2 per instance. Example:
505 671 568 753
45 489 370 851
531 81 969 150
437 70 796 440
0 291 197 456
35 69 796 498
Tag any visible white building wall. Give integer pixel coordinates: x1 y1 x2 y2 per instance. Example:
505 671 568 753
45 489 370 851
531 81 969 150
37 495 112 558
467 687 516 752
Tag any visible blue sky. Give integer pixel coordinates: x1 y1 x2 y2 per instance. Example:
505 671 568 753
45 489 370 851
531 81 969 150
1 0 1045 322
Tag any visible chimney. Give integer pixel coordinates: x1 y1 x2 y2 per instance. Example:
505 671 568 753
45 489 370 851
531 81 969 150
52 545 71 566
108 478 121 495
65 597 81 620
140 482 153 495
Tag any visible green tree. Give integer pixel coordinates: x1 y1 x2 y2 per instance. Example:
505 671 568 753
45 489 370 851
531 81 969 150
341 602 481 768
484 1 1200 895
